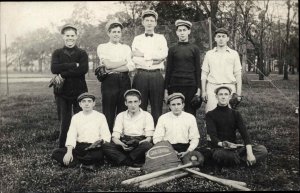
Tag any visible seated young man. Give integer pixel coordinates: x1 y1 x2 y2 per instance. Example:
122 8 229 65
102 89 154 167
206 86 268 167
51 93 111 169
153 93 201 159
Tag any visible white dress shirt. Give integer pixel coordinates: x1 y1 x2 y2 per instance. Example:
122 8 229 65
97 42 135 72
201 46 242 84
112 109 155 139
153 111 200 152
65 110 111 148
131 33 168 70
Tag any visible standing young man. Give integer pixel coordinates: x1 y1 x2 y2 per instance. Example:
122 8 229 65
153 93 201 159
131 10 168 125
102 89 154 167
96 20 135 132
201 28 242 113
164 19 201 116
206 86 268 167
51 93 111 169
51 24 89 148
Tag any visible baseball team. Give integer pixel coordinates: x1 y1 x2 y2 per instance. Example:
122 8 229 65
50 9 268 171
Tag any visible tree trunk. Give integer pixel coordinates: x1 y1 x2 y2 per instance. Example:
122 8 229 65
241 43 248 84
257 54 264 80
283 61 288 80
284 0 291 80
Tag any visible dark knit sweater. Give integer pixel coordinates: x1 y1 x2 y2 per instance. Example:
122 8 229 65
206 105 251 147
51 45 88 99
165 42 201 89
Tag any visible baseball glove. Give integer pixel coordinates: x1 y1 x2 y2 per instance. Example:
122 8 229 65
95 66 108 82
123 139 140 148
229 93 242 109
182 151 204 166
85 139 103 151
190 95 203 109
49 75 65 90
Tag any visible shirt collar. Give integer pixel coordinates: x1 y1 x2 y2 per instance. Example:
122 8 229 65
213 46 231 53
170 111 183 118
125 109 143 119
108 41 120 46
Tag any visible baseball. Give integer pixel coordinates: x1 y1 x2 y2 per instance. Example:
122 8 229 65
191 156 198 161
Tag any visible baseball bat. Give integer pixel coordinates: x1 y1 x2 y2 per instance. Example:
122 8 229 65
121 162 193 185
137 168 200 188
185 168 251 191
139 171 189 188
184 168 247 187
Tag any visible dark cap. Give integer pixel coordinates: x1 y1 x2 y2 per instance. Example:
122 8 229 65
142 9 158 20
105 19 123 32
175 19 192 29
124 89 142 99
167 93 185 104
61 24 77 34
214 86 232 94
77 92 96 102
214 28 229 36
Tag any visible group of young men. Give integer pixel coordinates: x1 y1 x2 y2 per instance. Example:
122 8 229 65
50 9 268 171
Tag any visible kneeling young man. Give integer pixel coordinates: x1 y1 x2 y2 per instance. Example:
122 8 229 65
51 93 111 168
102 89 154 167
153 93 201 159
206 86 268 167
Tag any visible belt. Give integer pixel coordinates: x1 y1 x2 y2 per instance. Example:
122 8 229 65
137 68 162 72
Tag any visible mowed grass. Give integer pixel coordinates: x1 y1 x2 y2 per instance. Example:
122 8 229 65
0 73 299 192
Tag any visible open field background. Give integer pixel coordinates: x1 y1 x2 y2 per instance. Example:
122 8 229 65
0 73 299 192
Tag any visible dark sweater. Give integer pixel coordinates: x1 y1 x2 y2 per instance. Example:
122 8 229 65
165 42 201 89
206 105 251 147
51 45 88 99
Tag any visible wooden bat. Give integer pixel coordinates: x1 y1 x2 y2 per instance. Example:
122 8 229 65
139 171 189 188
184 168 247 187
121 162 193 185
185 168 251 191
137 168 200 188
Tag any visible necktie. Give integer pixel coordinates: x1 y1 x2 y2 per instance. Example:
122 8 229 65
145 33 153 37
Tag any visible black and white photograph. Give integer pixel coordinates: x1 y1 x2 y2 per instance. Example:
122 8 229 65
0 1 299 192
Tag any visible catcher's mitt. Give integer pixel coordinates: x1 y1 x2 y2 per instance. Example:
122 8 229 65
95 66 108 82
229 93 243 109
190 95 203 109
182 151 204 166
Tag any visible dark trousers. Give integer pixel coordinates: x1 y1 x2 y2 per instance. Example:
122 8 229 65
51 142 104 166
211 145 268 167
56 96 81 148
168 86 197 116
101 73 131 132
172 143 190 153
132 70 164 125
102 138 153 165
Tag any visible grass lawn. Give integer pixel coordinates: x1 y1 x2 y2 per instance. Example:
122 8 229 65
0 73 299 192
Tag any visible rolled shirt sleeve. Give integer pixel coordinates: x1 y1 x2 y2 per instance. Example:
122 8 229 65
144 112 155 137
99 115 111 143
153 116 165 144
112 113 123 139
187 116 200 151
65 116 78 148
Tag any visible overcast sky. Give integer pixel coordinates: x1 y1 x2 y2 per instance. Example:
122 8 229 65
0 1 297 57
0 1 125 48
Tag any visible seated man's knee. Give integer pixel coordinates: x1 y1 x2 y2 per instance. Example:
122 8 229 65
254 145 268 161
212 149 240 166
139 141 153 150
